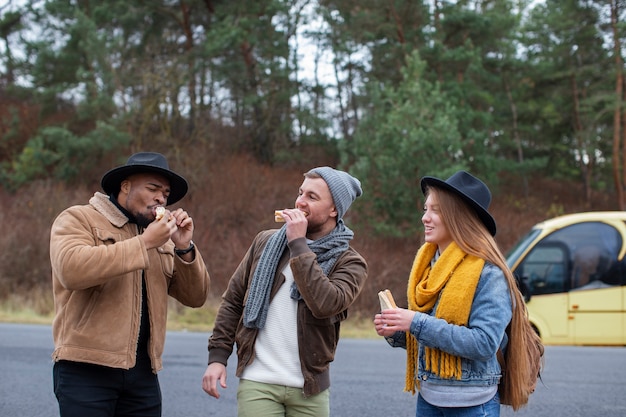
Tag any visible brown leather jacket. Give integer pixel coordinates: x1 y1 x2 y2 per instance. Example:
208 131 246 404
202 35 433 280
50 192 210 372
208 229 368 397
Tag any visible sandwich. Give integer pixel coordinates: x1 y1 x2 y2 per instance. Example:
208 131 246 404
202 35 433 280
155 206 166 221
274 209 308 222
378 289 397 311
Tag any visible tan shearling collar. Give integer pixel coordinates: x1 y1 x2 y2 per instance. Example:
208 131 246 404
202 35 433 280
89 192 130 228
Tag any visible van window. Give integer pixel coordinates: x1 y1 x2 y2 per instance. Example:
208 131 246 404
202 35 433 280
516 222 622 296
517 241 569 295
506 228 541 269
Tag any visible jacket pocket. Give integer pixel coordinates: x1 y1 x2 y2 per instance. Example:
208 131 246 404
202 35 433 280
74 286 104 330
157 246 175 283
94 228 122 245
302 309 341 368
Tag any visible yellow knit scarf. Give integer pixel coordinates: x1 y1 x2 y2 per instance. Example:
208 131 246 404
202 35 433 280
404 241 484 394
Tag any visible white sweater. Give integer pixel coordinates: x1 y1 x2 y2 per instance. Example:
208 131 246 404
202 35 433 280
240 264 304 388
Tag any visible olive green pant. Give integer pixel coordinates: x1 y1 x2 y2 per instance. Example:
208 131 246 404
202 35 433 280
237 379 329 417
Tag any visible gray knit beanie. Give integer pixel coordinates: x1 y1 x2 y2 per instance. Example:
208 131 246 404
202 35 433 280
308 166 362 220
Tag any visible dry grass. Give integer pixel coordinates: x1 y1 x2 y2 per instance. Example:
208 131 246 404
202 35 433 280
0 298 380 339
165 300 379 339
0 149 617 330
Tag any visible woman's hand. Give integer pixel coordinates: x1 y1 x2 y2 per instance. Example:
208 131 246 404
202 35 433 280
374 308 417 336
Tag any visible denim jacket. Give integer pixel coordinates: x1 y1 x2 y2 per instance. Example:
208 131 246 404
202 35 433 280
386 263 512 387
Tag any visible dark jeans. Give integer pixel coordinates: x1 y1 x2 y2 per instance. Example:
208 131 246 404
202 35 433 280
53 355 161 417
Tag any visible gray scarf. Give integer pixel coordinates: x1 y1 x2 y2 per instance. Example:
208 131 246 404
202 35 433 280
242 220 354 329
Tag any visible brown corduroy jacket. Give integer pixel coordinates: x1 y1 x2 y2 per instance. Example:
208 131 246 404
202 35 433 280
50 192 210 373
208 228 368 397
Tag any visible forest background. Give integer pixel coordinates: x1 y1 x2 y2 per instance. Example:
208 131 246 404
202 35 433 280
0 0 624 330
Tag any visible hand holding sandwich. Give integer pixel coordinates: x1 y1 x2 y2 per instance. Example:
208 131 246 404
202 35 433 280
275 208 308 242
142 207 195 260
374 289 418 337
168 207 194 248
374 308 418 337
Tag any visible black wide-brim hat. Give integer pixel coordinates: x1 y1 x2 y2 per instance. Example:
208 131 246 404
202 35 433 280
420 170 497 236
101 152 189 205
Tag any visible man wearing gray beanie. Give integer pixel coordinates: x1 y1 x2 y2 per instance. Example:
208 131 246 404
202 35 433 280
203 166 368 417
308 166 362 221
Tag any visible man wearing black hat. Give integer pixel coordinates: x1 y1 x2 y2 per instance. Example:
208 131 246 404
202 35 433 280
202 166 368 417
50 152 210 417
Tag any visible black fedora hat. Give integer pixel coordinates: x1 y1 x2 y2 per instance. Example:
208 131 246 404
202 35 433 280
101 152 188 205
420 170 496 236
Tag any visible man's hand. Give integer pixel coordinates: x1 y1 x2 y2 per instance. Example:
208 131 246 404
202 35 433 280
279 208 308 242
142 210 176 249
169 208 194 249
202 363 228 399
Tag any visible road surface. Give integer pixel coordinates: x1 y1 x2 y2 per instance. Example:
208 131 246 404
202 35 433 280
1 323 625 416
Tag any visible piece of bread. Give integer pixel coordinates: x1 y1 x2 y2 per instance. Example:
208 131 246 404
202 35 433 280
155 207 166 221
378 289 397 311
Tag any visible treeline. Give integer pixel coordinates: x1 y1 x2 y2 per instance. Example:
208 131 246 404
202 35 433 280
2 0 625 236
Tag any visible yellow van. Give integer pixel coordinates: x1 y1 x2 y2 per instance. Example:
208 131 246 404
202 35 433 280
506 211 626 345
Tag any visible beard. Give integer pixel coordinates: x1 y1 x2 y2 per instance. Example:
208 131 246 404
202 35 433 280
306 220 327 236
135 213 152 228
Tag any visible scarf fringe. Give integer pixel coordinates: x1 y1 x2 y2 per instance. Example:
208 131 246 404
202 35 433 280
405 332 418 394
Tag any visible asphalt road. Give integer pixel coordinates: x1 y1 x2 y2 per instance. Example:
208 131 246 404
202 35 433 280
1 322 625 417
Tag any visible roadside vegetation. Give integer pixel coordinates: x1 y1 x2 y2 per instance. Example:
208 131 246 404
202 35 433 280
0 152 613 336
